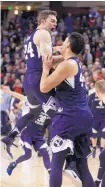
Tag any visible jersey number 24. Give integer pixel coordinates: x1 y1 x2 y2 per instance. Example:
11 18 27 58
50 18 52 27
24 42 35 60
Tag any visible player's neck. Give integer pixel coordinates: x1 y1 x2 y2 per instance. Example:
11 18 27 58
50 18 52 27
37 25 50 32
63 50 76 60
102 95 105 104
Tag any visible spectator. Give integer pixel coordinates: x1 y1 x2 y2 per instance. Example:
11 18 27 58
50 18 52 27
1 84 11 135
100 51 105 68
64 13 74 33
13 79 22 94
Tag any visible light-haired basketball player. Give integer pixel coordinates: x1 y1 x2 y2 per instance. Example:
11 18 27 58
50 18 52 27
94 80 105 187
1 10 62 148
88 82 105 158
95 80 105 104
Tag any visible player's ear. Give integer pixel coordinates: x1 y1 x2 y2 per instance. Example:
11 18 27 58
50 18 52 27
41 19 45 24
67 36 70 48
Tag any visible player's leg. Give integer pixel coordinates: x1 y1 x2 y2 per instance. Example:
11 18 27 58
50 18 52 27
33 140 51 173
91 120 99 158
95 149 105 187
23 71 57 118
1 95 43 157
64 134 92 187
100 119 105 152
50 149 68 187
1 112 34 158
50 134 74 187
43 117 51 146
76 157 95 187
64 154 82 187
7 129 32 175
101 172 105 187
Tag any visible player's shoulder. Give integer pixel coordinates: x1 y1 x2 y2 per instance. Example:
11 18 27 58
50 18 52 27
67 58 78 66
33 29 50 44
67 58 78 73
34 29 50 37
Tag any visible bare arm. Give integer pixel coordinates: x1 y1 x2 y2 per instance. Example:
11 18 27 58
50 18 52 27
9 91 24 101
2 86 25 101
52 55 64 66
40 58 78 93
33 30 52 57
33 30 64 66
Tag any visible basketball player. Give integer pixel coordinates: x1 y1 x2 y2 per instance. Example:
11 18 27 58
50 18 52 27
88 82 105 158
1 86 51 175
1 10 61 148
94 80 105 187
6 118 51 176
95 80 105 104
40 32 94 187
2 86 50 159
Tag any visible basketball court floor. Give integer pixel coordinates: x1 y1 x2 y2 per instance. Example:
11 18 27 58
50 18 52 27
0 138 100 187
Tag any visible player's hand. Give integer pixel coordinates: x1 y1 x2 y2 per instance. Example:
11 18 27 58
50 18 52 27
53 46 62 53
2 85 11 94
42 55 53 72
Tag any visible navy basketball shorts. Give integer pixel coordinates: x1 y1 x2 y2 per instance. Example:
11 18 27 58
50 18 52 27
92 118 105 138
50 112 93 157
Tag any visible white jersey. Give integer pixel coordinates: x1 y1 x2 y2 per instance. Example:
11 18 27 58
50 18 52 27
21 97 30 116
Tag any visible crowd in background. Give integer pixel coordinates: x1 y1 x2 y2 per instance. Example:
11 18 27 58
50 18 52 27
1 7 105 134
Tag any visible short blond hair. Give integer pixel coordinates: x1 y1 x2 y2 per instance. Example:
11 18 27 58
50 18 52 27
37 10 57 25
95 79 105 94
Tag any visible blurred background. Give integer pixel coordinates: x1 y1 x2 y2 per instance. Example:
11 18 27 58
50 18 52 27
1 1 105 135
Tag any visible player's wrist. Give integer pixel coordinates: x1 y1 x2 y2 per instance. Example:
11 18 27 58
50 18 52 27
42 70 49 76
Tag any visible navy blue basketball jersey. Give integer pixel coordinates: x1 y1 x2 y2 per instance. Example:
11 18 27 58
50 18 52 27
55 57 90 115
24 30 42 72
88 92 105 119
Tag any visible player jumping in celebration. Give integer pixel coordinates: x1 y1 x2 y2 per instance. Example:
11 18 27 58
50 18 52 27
1 10 62 149
94 80 105 187
40 32 94 187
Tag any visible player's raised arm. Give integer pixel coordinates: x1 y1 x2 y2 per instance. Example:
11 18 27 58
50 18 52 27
2 86 25 101
33 30 52 57
34 30 64 66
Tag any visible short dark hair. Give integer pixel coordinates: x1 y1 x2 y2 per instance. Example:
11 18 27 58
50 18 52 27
69 32 85 55
37 10 57 25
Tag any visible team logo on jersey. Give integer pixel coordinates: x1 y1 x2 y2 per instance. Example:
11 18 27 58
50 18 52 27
54 139 63 147
42 96 57 113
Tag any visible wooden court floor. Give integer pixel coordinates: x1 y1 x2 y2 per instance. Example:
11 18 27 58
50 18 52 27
0 139 100 187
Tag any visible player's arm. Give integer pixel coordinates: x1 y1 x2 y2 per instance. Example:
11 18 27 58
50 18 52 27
17 100 23 108
2 86 25 101
33 30 63 65
88 93 93 109
33 30 52 57
52 55 64 67
40 58 78 93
